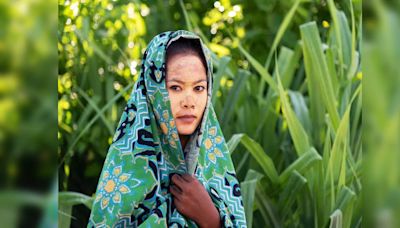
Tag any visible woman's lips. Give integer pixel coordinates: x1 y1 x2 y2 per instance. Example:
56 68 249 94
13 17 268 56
177 115 196 124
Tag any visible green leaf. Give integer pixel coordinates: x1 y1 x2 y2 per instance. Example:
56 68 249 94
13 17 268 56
276 69 311 156
329 209 343 228
333 186 356 227
239 134 279 185
255 185 281 227
264 0 301 69
325 84 360 192
327 0 352 79
241 170 264 228
279 171 307 218
58 203 73 228
221 69 250 126
300 21 340 131
58 191 93 228
238 43 278 92
58 191 94 209
255 45 300 140
76 87 114 135
288 91 311 136
227 133 244 154
212 56 231 104
334 187 356 214
279 147 322 184
179 0 193 31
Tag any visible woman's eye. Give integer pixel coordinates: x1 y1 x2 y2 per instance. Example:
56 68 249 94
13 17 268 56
195 86 205 92
169 85 181 91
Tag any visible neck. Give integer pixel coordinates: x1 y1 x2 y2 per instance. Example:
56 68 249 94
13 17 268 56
179 135 189 150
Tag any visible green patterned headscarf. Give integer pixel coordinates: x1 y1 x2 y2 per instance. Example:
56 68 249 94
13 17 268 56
88 30 246 227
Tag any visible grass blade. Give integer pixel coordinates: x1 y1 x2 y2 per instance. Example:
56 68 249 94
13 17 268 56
238 43 277 92
241 169 264 228
58 191 94 209
329 209 343 228
279 171 307 218
300 21 340 131
264 0 301 69
212 56 231 104
179 0 193 31
221 69 250 126
240 134 279 184
76 87 114 135
276 67 311 155
227 133 244 154
279 147 322 184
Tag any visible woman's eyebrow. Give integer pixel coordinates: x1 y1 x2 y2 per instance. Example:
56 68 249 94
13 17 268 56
166 79 207 84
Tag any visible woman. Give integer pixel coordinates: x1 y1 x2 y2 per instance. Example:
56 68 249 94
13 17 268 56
88 30 246 227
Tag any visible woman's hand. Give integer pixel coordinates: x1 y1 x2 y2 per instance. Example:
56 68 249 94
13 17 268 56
170 174 221 228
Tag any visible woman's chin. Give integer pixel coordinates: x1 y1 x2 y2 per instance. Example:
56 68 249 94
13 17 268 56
177 126 195 136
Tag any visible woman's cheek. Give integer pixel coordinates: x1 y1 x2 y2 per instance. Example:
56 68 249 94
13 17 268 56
168 94 178 116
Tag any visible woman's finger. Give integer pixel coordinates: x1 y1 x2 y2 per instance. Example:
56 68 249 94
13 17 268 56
171 174 187 189
180 174 194 183
170 185 182 199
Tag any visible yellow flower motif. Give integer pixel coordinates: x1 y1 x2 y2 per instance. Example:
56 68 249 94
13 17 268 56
209 127 217 136
104 180 116 193
113 192 121 203
170 139 177 148
204 128 225 165
119 185 129 193
205 138 213 150
160 123 168 134
113 166 121 176
162 110 169 120
172 132 179 141
119 174 129 182
101 198 109 209
214 148 223 157
96 165 132 210
208 153 216 164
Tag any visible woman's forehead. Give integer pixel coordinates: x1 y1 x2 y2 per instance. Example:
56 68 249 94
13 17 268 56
166 72 207 83
166 54 207 80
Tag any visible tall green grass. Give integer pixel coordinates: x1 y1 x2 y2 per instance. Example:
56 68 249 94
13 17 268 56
364 1 400 227
191 0 361 227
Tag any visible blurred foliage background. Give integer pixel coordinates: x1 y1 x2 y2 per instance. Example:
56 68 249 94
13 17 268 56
363 1 400 228
1 0 57 226
57 0 366 227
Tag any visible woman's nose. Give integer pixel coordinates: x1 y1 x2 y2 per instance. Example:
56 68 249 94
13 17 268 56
181 95 195 109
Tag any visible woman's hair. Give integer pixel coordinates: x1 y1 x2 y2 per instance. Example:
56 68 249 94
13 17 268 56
166 38 208 72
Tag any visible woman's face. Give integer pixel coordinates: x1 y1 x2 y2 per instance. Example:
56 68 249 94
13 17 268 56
166 52 208 136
